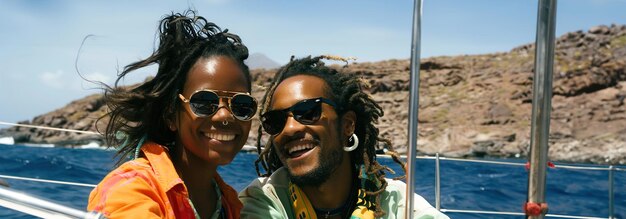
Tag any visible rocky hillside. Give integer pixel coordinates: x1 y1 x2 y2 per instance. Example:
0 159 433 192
2 24 625 164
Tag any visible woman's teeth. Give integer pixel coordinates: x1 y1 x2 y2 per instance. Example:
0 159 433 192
205 133 236 141
288 144 314 154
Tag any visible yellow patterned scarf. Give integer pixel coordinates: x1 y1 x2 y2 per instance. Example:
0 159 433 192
289 165 379 219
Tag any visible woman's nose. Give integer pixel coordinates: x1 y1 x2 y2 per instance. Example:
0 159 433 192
211 99 235 122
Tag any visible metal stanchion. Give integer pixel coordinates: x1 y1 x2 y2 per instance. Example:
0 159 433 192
435 153 441 210
406 0 423 218
526 0 557 218
608 165 614 219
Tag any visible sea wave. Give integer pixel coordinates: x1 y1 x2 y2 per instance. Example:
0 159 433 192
0 144 624 219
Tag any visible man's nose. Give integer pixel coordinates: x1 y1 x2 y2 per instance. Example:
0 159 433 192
279 115 306 136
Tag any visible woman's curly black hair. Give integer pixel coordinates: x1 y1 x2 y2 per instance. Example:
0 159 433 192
99 10 250 165
254 55 405 217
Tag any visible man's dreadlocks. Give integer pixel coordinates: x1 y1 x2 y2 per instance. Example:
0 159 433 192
254 55 405 217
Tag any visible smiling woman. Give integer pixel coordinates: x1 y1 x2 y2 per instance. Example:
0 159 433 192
86 10 256 219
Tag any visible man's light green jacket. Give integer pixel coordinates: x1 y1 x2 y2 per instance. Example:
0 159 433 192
239 167 449 219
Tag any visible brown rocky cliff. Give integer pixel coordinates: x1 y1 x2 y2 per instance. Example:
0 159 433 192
1 94 108 146
2 24 625 164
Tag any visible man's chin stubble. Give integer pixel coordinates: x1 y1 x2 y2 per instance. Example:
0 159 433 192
286 148 343 187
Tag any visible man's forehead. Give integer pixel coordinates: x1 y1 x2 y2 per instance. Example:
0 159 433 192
270 75 329 108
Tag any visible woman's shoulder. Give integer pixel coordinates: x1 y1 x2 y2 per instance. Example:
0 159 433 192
93 157 159 191
87 157 170 216
109 158 154 176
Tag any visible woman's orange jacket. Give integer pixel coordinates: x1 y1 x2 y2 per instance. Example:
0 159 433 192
87 142 242 218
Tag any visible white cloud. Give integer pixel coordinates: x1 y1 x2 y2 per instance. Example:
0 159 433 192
82 72 111 84
39 70 111 91
40 70 66 89
74 71 113 90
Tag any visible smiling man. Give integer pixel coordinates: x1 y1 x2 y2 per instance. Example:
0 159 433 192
239 56 448 219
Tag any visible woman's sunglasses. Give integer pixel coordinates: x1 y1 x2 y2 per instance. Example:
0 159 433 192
178 89 258 121
261 97 339 135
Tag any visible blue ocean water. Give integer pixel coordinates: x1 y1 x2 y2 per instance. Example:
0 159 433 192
0 144 624 219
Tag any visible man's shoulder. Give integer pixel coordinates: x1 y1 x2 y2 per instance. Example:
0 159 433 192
379 178 449 219
242 167 290 192
383 178 408 193
381 178 431 204
238 167 293 218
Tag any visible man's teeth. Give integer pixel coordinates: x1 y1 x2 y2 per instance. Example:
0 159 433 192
288 144 314 154
205 133 236 141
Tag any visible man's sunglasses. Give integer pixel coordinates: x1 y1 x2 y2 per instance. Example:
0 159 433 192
261 97 339 135
178 89 258 121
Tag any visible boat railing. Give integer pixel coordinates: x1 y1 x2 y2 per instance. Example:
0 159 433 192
0 186 105 219
1 143 623 219
0 174 96 188
384 153 625 219
0 121 99 135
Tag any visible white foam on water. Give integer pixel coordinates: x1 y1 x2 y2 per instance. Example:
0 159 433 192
21 143 55 148
0 137 14 145
78 142 101 149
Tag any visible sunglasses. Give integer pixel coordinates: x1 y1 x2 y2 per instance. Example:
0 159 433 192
178 89 258 121
261 97 339 135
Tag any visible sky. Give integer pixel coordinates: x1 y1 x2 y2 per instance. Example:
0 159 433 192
1 0 626 123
